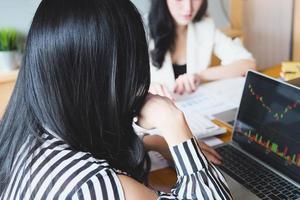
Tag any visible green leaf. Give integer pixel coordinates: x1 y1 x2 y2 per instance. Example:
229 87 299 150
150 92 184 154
0 28 24 51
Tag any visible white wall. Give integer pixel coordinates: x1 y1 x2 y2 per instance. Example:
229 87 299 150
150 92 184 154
243 0 293 68
131 0 230 28
0 0 230 34
208 0 230 28
131 0 151 15
0 0 40 33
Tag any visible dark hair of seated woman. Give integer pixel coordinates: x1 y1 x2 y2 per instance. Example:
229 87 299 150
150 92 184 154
0 0 150 193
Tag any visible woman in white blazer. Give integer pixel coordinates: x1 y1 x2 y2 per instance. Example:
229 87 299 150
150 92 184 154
148 0 256 97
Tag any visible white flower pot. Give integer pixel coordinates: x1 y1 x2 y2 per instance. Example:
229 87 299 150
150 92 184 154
0 51 19 72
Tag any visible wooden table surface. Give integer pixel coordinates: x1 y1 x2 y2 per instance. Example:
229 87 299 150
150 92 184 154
148 65 282 192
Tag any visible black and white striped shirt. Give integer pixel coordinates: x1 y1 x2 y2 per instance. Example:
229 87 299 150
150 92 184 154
1 132 232 199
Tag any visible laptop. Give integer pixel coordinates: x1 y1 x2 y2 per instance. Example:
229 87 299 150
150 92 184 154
288 77 300 88
215 76 300 126
215 71 300 200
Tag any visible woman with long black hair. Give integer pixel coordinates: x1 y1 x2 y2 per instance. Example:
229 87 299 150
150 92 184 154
0 0 232 199
148 0 256 97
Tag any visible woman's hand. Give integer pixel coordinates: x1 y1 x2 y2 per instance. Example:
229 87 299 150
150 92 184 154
138 94 193 146
149 82 173 100
174 73 201 94
197 140 222 165
137 94 181 131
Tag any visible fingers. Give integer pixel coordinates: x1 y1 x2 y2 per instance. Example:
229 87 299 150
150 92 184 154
188 75 196 92
174 76 185 94
174 74 200 94
197 140 222 164
190 73 201 90
182 76 193 93
149 83 173 100
199 141 222 160
206 147 222 160
174 75 191 94
138 93 178 130
194 73 201 86
203 149 222 165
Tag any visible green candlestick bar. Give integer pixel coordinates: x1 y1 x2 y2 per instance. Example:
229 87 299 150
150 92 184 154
271 143 278 153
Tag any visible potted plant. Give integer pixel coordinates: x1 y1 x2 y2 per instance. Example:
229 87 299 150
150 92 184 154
0 28 24 71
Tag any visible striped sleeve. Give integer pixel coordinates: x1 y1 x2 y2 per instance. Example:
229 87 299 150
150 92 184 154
157 138 232 200
72 168 125 200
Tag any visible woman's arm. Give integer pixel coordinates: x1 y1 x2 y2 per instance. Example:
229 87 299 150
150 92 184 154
198 59 256 82
143 134 173 162
118 94 232 199
119 137 232 199
202 28 257 81
143 134 222 165
172 59 255 94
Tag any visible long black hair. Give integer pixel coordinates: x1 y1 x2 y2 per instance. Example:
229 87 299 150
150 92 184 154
0 0 150 192
149 0 208 68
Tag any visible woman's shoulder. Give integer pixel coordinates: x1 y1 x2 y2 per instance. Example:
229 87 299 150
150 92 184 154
65 150 126 199
72 164 125 199
192 16 216 31
4 132 126 199
42 132 127 175
40 133 126 198
188 17 216 44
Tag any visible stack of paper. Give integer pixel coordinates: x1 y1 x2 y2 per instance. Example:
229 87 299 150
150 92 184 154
281 62 300 81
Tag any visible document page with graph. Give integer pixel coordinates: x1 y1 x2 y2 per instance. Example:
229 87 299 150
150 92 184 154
174 77 245 116
173 77 246 138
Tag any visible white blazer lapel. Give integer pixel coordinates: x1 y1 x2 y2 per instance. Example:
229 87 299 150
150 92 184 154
150 18 216 90
150 51 175 91
187 18 215 74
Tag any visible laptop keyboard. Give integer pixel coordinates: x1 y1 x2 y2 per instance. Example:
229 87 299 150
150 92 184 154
216 145 300 200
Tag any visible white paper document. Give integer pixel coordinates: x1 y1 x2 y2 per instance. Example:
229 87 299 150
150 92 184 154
177 111 226 138
134 78 244 139
175 77 245 117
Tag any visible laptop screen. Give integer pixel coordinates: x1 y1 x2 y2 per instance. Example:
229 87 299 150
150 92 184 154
233 71 300 183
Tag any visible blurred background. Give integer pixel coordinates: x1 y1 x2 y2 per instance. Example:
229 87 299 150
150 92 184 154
0 0 300 117
0 0 299 68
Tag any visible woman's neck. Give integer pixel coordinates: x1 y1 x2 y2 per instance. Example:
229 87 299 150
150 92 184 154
176 24 188 35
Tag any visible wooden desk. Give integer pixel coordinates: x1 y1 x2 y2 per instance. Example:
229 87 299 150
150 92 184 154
148 65 281 192
0 70 19 117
